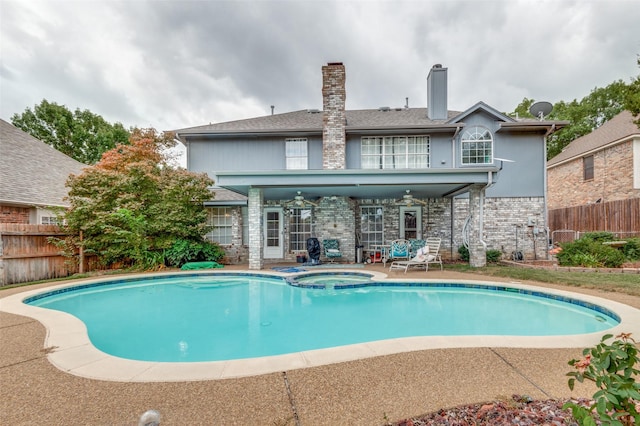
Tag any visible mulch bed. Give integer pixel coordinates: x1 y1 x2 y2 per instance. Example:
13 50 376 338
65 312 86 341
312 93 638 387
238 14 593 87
393 394 596 425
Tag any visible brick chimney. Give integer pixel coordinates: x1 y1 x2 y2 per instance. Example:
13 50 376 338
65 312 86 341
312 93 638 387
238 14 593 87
427 64 448 120
322 62 346 169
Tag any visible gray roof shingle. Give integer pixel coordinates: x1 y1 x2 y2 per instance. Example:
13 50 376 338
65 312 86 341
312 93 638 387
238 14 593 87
0 119 86 207
175 108 463 135
547 111 640 166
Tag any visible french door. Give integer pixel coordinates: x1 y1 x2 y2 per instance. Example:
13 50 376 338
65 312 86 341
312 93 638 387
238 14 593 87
263 208 284 259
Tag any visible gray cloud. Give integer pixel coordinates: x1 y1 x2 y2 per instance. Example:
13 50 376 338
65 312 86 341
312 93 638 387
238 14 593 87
1 0 638 132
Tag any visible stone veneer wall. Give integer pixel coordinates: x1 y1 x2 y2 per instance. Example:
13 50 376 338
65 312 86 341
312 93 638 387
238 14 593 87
453 196 547 261
548 140 638 210
314 196 356 262
322 63 346 170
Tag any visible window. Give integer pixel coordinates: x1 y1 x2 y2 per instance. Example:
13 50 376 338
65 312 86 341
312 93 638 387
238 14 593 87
461 126 493 165
583 155 594 181
286 138 308 170
361 136 429 169
288 208 312 251
360 206 384 249
41 216 60 225
206 207 233 245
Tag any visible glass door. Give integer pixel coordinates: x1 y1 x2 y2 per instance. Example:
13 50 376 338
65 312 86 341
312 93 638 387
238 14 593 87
400 206 422 240
263 208 283 259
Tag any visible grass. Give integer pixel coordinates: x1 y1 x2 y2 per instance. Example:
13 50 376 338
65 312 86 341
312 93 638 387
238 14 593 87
446 263 640 297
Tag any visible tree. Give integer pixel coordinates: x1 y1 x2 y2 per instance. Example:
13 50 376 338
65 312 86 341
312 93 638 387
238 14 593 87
512 80 631 159
62 128 219 269
624 56 640 126
11 99 130 164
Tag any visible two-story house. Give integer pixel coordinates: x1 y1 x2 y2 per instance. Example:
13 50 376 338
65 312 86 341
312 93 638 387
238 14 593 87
176 63 566 269
547 110 640 210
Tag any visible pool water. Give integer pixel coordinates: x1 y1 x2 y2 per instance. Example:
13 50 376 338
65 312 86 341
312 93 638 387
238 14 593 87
27 274 619 362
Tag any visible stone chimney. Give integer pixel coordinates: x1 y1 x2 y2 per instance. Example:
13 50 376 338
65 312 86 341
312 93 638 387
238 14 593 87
322 62 346 169
427 64 448 120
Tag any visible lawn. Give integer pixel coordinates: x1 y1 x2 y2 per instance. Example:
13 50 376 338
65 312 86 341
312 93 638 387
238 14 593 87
446 263 640 297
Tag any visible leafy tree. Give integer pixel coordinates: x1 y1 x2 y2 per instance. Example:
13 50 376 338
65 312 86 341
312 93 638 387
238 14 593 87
511 57 640 159
62 128 216 269
10 99 130 164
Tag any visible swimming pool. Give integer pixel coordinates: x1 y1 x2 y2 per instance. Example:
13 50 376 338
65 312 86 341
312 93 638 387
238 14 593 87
25 272 619 362
4 270 639 381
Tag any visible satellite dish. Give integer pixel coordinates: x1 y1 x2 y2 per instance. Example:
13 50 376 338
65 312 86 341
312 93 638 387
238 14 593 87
529 101 553 121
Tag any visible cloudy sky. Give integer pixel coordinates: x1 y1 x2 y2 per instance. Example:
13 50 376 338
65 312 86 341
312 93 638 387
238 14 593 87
1 0 639 133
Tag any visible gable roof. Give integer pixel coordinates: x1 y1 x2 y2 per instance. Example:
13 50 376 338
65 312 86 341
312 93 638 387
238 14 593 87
547 110 640 167
447 101 515 124
0 119 86 208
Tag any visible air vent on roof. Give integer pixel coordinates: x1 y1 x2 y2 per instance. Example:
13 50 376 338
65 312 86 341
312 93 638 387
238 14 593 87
378 106 391 112
307 109 321 114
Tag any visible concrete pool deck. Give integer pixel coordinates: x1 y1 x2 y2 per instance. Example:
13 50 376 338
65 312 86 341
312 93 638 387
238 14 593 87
1 264 639 425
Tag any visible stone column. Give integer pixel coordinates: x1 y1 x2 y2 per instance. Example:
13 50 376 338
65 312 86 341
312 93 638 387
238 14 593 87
248 187 264 270
468 185 487 267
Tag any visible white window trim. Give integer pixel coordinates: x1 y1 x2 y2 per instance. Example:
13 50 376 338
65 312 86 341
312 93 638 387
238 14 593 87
460 126 493 165
286 138 308 170
361 135 430 169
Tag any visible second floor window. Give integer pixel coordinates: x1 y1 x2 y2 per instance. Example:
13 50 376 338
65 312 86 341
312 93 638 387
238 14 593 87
583 155 594 181
361 136 430 169
461 126 493 165
286 138 308 170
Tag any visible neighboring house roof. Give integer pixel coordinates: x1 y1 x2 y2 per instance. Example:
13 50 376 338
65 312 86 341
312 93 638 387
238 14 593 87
0 119 86 208
547 110 640 167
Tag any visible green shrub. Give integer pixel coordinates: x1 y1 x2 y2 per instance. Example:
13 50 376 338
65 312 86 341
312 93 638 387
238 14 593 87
486 249 502 263
458 245 469 261
622 237 640 261
458 246 502 263
165 239 225 267
557 237 626 268
564 333 640 425
580 231 617 243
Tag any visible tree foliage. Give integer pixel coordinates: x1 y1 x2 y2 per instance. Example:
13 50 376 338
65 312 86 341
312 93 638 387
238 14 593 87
511 58 640 160
62 128 217 269
10 99 130 164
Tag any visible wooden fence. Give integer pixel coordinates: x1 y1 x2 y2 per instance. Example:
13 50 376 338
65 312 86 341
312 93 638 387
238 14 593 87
548 198 640 237
0 224 100 286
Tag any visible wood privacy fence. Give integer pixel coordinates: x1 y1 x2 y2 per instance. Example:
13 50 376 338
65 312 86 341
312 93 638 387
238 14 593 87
548 198 640 238
0 224 100 286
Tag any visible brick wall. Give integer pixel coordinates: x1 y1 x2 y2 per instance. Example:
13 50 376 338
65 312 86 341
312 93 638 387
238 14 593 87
548 140 638 210
0 205 30 224
322 62 346 170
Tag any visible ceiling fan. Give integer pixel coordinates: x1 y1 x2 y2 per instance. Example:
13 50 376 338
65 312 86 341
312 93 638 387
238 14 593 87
396 189 427 207
285 191 318 207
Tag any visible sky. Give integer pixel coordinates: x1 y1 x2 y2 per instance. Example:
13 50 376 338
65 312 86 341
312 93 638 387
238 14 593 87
1 0 639 135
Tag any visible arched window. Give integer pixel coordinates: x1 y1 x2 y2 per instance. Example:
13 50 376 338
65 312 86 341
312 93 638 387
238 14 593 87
460 126 493 165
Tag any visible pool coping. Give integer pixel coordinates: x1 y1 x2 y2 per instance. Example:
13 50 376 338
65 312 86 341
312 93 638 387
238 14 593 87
1 269 639 383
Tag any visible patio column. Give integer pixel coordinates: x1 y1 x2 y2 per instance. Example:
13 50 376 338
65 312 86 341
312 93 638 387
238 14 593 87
468 185 487 268
248 187 264 270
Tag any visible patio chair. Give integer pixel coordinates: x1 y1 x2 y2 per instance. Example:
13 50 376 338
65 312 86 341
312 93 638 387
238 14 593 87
389 238 442 273
409 239 427 258
322 239 343 263
386 239 411 266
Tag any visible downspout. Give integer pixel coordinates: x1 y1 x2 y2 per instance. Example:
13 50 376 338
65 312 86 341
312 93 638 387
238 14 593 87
451 125 462 166
543 124 555 260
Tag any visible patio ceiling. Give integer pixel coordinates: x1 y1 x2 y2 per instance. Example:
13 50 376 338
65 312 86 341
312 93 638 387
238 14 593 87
214 168 499 201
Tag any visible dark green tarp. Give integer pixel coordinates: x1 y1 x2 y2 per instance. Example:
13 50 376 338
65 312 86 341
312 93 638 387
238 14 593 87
180 261 224 270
